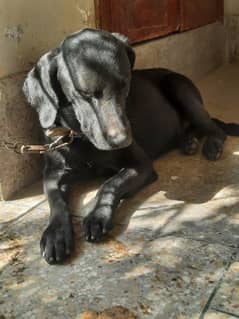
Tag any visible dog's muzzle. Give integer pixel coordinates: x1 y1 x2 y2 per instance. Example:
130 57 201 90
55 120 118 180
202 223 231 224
106 126 132 148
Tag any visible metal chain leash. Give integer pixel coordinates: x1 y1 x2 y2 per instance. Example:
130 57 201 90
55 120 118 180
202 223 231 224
0 128 76 155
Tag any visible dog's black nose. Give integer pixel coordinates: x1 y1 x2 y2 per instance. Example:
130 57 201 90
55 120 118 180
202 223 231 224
108 128 121 139
107 128 129 147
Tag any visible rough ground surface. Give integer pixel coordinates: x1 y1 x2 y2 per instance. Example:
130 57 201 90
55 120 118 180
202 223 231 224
1 63 239 319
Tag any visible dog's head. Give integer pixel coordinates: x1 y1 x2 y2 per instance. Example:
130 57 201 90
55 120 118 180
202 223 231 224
23 28 135 150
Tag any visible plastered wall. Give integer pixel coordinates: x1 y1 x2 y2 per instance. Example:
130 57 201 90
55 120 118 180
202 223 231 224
0 0 96 200
134 22 226 81
225 0 239 15
0 0 95 78
224 0 239 62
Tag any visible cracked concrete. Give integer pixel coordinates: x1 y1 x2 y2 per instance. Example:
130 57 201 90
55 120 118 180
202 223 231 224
1 63 239 318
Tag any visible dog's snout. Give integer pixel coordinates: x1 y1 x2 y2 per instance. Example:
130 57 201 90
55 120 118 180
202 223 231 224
107 127 129 146
108 128 121 140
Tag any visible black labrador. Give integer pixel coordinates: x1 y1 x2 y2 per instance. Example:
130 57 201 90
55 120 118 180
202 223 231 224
23 28 239 265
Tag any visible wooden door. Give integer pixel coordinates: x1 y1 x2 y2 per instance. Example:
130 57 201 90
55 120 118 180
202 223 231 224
96 0 180 43
180 0 224 31
96 0 224 44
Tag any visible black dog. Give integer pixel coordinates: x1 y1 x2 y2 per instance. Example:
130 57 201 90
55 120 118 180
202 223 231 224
23 28 239 265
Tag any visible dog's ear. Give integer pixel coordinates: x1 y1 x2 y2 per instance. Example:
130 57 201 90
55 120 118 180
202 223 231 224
23 49 60 128
112 32 135 68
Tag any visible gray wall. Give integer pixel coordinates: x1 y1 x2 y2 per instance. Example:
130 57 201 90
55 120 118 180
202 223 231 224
225 0 239 15
224 0 239 62
134 22 226 81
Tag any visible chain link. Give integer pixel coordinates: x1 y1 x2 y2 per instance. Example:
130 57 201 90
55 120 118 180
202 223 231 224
0 129 76 155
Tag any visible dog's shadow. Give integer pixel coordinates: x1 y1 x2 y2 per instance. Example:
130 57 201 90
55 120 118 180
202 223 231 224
69 137 239 259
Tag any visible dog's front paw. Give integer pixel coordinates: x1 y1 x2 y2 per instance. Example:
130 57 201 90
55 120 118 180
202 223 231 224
181 136 199 155
83 209 113 242
202 136 223 161
40 216 74 265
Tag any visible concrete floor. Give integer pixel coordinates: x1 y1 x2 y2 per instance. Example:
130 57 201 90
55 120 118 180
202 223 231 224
1 63 239 319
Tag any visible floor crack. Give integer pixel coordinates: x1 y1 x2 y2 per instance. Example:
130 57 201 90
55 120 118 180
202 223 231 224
211 307 239 318
199 256 235 319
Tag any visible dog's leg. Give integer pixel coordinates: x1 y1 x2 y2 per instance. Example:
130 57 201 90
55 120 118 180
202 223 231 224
83 143 157 242
162 73 227 160
40 167 75 264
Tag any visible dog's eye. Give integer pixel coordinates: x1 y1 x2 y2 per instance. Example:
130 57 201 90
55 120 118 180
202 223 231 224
80 90 103 100
93 90 103 99
80 90 92 99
